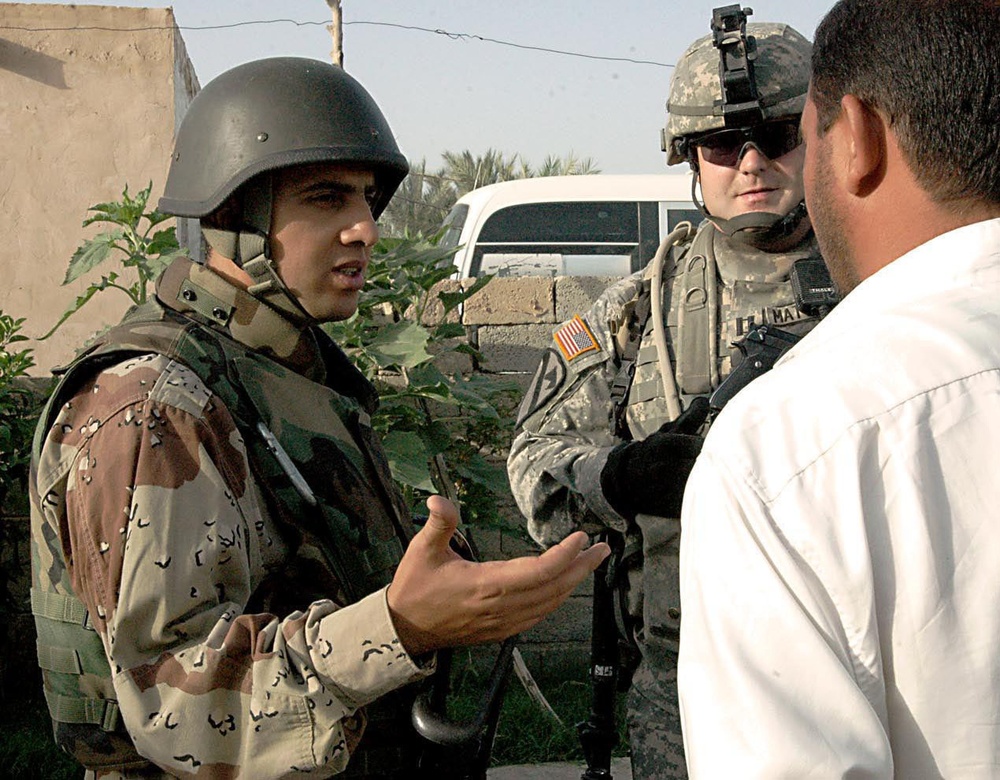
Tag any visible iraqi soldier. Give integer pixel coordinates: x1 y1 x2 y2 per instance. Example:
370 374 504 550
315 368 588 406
29 57 608 779
507 14 829 779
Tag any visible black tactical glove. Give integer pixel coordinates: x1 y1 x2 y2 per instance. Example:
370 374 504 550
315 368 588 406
600 396 710 520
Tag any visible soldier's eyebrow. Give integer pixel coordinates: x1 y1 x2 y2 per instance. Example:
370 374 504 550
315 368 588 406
295 178 378 201
296 180 357 196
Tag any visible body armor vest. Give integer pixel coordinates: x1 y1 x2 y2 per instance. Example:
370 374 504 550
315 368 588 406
31 286 418 775
622 224 819 439
608 222 823 663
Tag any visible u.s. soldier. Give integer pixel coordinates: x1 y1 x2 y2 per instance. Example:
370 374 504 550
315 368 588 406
30 57 608 779
508 15 828 779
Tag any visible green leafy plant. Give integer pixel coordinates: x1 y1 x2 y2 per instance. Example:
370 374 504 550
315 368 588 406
0 313 38 508
324 233 520 529
40 182 187 339
0 311 48 705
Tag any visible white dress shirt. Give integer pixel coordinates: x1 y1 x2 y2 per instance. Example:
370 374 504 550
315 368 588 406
679 218 1000 778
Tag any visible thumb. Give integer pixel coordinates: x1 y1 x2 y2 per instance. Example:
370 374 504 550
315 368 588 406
673 396 710 435
417 494 460 551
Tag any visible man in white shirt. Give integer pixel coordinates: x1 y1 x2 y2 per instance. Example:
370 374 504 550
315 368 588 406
677 0 1000 776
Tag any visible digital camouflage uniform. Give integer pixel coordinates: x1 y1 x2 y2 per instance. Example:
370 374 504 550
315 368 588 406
30 257 433 779
508 221 823 778
508 19 817 777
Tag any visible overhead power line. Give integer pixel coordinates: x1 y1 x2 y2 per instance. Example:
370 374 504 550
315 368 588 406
1 17 672 69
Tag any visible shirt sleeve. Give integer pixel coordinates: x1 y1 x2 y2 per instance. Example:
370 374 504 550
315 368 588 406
506 277 647 548
677 446 892 779
59 354 432 778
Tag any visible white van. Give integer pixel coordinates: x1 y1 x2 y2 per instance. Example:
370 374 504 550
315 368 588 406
439 174 701 279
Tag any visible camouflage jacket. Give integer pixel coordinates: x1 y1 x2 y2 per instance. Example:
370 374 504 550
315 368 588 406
509 223 821 541
30 258 433 779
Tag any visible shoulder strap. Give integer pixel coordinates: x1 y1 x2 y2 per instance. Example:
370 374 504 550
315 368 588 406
675 228 719 395
609 282 652 440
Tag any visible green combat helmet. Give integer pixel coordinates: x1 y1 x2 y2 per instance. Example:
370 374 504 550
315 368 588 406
159 57 408 321
661 8 812 245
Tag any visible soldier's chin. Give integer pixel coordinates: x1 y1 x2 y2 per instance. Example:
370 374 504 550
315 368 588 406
311 295 360 324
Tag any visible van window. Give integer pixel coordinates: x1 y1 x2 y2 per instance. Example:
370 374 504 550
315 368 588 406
478 202 638 243
471 201 642 277
666 207 703 234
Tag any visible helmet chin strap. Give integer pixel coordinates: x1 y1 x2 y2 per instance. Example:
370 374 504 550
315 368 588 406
689 173 811 251
201 174 317 325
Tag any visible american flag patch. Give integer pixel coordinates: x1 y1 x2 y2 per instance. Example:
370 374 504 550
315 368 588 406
553 315 600 361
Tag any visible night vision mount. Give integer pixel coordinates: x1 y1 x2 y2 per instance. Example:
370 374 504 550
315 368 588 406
711 4 766 127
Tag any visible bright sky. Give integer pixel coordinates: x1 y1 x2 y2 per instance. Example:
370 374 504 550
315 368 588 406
16 0 837 173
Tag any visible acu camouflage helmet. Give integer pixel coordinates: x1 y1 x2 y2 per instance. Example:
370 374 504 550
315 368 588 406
663 23 812 166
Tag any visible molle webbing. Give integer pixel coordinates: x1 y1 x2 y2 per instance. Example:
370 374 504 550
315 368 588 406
675 229 719 395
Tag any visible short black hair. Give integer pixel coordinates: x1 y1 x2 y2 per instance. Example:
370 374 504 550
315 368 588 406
812 0 1000 207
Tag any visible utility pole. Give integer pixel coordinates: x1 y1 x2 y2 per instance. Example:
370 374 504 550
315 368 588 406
326 0 343 67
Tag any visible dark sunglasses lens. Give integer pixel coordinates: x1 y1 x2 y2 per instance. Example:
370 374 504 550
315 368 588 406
697 122 801 166
758 122 802 159
698 131 744 166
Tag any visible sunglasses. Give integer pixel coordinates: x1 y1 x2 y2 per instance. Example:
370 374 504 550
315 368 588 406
691 119 802 167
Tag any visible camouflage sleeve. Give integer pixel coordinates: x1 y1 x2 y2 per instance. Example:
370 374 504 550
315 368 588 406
506 274 645 548
51 353 431 777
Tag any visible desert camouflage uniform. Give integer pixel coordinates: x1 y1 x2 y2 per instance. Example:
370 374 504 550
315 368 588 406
508 222 821 778
30 257 433 779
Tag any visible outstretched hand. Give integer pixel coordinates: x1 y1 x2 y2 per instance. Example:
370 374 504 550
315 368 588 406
387 495 610 657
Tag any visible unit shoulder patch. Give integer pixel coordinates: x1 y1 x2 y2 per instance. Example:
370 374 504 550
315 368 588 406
515 348 567 429
553 315 601 362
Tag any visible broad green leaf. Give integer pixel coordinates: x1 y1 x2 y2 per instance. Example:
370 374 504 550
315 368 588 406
146 228 181 256
432 323 466 339
143 210 174 228
455 452 510 497
382 431 435 492
63 233 123 284
367 321 432 369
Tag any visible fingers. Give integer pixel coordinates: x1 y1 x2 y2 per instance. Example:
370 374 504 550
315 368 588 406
470 536 611 615
532 532 610 582
457 543 612 644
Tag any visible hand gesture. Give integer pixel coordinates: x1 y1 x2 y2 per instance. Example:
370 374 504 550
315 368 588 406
387 495 610 656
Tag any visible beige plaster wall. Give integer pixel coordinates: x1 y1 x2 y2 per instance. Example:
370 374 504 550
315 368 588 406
0 3 198 375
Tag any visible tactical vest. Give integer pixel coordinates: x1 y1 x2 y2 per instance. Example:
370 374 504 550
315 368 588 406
31 292 417 775
619 223 819 439
606 225 823 655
